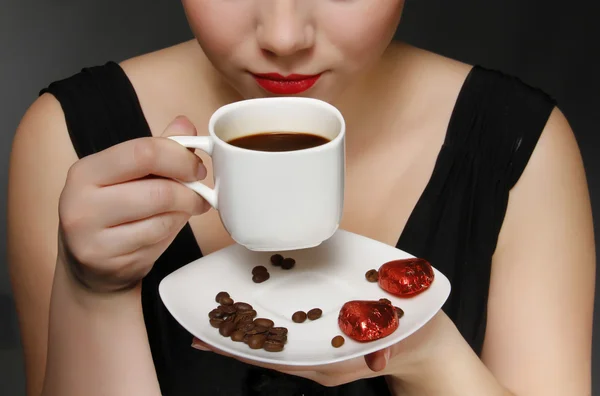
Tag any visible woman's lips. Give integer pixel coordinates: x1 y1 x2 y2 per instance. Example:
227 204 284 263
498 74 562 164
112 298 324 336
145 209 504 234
252 72 322 95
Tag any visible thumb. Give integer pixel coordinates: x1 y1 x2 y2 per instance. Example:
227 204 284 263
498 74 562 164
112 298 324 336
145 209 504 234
161 116 201 156
364 347 390 372
161 115 198 138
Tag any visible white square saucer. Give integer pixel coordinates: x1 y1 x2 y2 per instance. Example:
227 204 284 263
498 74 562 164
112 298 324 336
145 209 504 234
159 229 450 366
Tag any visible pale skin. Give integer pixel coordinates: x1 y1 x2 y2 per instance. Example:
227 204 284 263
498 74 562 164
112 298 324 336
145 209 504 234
7 1 595 395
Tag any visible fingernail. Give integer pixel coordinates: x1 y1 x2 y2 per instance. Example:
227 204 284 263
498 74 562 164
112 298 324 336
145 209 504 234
164 116 195 137
173 115 190 125
197 163 207 180
168 116 187 129
191 341 210 351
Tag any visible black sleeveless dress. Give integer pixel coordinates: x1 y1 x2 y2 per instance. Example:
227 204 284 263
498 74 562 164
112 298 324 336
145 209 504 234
40 62 555 396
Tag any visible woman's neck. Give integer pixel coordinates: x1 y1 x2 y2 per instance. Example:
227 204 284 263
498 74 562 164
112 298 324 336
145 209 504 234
333 42 425 143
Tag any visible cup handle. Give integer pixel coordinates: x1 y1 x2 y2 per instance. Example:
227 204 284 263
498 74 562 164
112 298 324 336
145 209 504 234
167 136 219 210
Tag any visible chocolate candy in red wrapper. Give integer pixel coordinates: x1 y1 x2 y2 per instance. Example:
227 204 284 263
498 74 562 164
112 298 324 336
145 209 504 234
378 258 434 297
338 300 399 342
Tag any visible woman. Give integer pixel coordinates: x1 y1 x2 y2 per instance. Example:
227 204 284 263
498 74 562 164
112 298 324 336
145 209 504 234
7 1 595 395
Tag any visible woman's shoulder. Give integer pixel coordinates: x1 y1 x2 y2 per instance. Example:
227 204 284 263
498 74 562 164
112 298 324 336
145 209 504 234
10 42 199 184
397 43 558 141
392 44 574 191
392 43 554 108
26 41 220 140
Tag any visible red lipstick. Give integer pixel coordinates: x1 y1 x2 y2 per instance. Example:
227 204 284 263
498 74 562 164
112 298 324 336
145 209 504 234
252 72 321 95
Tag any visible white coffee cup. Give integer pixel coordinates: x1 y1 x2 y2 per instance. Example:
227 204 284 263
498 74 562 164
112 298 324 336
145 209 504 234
168 97 345 252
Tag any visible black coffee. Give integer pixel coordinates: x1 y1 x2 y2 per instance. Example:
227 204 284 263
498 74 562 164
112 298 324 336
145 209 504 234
227 132 330 152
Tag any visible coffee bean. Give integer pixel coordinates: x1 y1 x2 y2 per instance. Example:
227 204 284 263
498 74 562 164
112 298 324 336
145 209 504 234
267 333 287 344
307 308 323 321
234 314 253 327
331 335 345 348
269 327 288 336
233 302 253 311
292 311 307 323
219 321 236 337
233 312 247 323
247 325 269 335
208 309 225 319
365 269 379 282
252 265 268 275
240 309 257 320
252 271 270 283
270 254 284 266
209 318 224 328
395 306 405 319
233 311 257 328
220 296 234 306
263 339 284 352
208 297 285 352
215 291 230 304
254 318 274 329
237 322 255 333
231 330 246 342
379 298 392 305
219 305 236 315
248 334 267 349
281 258 296 270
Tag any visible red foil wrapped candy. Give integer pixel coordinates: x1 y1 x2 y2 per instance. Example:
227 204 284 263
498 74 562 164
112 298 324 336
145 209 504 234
378 258 434 297
338 300 399 342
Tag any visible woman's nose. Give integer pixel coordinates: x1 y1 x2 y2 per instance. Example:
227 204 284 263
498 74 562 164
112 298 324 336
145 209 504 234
256 0 315 57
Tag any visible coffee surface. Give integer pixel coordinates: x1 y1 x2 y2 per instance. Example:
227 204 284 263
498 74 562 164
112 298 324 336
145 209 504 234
227 132 330 152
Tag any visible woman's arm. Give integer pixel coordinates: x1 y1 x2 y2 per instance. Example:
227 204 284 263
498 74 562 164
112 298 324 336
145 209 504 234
483 108 595 395
8 94 77 396
8 95 163 396
385 107 595 396
385 312 513 396
43 258 161 396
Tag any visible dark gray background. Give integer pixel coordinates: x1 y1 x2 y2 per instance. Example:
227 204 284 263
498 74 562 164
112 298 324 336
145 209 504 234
1 1 598 395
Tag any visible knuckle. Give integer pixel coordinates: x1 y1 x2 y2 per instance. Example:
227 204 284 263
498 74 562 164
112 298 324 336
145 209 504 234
150 182 175 212
110 254 137 272
146 215 173 245
66 160 84 183
157 214 175 236
132 138 157 171
68 237 103 268
58 184 94 233
148 213 184 245
113 256 153 282
59 209 82 233
58 196 85 232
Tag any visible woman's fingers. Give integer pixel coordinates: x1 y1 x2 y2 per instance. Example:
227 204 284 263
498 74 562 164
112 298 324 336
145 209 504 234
191 338 212 351
364 348 389 372
75 118 204 186
190 338 331 378
94 177 208 227
57 116 210 292
99 211 191 257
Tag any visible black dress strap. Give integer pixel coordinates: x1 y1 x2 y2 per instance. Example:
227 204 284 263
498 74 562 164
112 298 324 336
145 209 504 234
40 61 152 159
444 65 555 188
398 65 555 353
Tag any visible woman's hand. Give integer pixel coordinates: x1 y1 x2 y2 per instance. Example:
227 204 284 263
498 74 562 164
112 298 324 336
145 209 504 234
192 338 391 387
57 116 209 293
191 310 452 388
